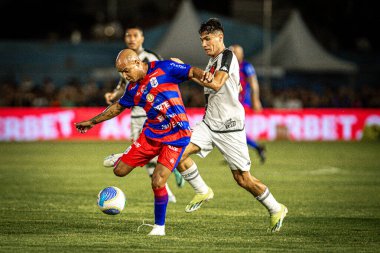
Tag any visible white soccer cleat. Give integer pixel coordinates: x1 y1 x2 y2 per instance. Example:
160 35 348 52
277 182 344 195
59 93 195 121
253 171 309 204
103 153 123 167
148 224 165 236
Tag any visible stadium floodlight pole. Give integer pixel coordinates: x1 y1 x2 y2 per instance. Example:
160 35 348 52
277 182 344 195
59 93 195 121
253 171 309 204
263 0 272 93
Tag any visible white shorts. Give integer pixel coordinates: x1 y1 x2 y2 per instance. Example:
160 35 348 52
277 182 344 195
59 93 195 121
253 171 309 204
190 121 251 171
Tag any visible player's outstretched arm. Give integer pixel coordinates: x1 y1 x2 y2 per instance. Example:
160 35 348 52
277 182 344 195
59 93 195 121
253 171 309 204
75 102 126 133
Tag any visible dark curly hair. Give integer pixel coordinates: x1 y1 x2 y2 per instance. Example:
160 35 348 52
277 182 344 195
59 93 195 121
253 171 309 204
199 18 224 35
125 25 144 35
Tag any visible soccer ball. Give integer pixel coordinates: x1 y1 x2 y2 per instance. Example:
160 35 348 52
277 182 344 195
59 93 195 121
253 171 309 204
97 186 126 215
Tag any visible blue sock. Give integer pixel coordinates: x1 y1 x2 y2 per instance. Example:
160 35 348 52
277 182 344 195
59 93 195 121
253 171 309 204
153 186 168 226
247 136 260 151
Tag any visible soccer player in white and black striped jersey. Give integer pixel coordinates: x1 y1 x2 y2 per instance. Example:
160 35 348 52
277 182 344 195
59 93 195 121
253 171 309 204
176 18 288 232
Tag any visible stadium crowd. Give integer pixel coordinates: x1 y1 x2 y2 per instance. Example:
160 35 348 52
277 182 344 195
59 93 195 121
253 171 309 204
1 76 379 108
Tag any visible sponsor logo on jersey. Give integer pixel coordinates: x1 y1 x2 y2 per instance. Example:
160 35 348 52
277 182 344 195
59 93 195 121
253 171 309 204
166 113 176 118
157 115 165 122
146 93 154 102
154 101 170 111
224 119 236 129
150 77 159 87
170 62 186 69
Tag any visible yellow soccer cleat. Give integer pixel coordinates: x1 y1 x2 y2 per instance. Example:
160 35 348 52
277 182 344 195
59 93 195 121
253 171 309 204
185 187 214 213
269 204 288 232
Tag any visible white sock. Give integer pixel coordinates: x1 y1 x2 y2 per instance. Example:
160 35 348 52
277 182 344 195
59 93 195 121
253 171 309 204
256 188 281 214
180 163 209 194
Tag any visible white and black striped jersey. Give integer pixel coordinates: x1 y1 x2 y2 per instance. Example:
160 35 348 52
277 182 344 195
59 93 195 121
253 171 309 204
138 48 163 63
203 48 245 132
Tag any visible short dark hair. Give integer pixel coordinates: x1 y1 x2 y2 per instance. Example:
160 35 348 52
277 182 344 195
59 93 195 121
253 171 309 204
199 18 224 35
125 25 144 35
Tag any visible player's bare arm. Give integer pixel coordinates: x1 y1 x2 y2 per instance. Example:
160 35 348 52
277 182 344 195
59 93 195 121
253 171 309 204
170 58 184 64
168 58 205 85
75 102 126 133
190 68 228 92
188 67 211 84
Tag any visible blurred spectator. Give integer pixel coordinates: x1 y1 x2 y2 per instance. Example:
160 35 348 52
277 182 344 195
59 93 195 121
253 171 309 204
30 77 58 107
57 78 83 107
14 76 35 106
0 80 17 106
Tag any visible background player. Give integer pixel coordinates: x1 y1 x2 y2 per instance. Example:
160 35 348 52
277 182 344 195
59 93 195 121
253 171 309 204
230 44 266 164
102 26 184 203
75 49 215 236
176 18 287 233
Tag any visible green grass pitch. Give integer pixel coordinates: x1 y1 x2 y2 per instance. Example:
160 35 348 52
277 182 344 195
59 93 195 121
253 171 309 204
0 141 379 252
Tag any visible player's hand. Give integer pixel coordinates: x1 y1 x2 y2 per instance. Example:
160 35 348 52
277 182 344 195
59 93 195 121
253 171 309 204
170 57 184 64
104 92 114 105
74 121 94 134
201 72 213 83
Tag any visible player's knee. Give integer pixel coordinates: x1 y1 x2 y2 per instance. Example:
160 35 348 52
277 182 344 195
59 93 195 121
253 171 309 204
113 163 128 177
151 174 165 189
113 167 125 177
233 172 249 189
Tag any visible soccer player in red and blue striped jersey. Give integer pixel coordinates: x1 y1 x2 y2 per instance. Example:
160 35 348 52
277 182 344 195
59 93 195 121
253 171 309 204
118 60 192 147
75 49 213 236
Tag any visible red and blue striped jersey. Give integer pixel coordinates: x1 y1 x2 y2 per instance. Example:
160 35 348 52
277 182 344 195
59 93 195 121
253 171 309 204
239 60 256 108
118 60 192 147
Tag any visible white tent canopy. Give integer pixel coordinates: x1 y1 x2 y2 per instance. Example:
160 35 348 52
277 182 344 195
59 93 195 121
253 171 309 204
252 10 358 73
155 0 208 68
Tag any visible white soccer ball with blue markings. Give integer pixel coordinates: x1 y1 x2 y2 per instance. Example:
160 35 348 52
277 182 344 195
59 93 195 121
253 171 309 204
97 186 126 215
